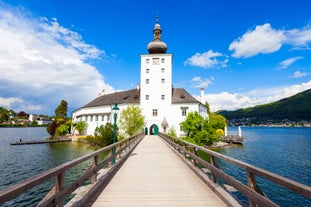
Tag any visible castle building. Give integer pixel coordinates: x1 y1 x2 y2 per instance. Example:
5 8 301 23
72 18 208 136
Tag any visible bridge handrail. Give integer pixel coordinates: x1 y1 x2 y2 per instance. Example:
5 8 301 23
0 133 144 207
159 133 311 207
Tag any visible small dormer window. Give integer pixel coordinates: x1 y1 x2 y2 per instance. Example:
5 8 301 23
180 94 185 99
123 95 129 100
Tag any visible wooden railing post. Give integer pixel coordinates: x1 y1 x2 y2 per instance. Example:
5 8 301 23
247 170 270 206
193 147 198 167
247 171 257 207
92 155 98 183
55 172 64 207
184 144 188 159
210 155 216 183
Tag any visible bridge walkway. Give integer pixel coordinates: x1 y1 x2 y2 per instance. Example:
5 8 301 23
92 135 226 207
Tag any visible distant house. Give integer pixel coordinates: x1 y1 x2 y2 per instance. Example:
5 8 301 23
72 18 208 137
29 114 52 125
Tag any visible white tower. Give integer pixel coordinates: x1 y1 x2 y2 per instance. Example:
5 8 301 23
140 17 173 135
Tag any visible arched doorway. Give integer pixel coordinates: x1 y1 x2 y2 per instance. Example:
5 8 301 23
149 124 159 135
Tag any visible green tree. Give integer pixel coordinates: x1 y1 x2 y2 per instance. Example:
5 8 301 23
205 101 211 115
55 100 68 119
209 113 227 131
167 127 177 137
0 107 10 123
74 121 87 135
94 123 115 147
47 100 70 138
55 123 70 137
119 105 145 137
180 111 219 146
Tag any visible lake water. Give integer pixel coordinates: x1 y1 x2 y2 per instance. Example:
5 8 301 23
0 127 310 206
218 126 311 207
0 127 97 207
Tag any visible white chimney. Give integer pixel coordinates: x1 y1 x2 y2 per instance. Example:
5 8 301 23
200 88 205 103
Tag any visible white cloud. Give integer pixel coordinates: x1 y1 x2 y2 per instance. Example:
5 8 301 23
278 56 303 69
184 50 228 68
289 71 307 78
229 23 285 58
0 3 114 114
0 97 23 108
196 81 311 112
285 25 311 49
229 23 311 58
191 76 214 88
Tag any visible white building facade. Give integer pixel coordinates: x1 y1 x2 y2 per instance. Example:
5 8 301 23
72 18 208 137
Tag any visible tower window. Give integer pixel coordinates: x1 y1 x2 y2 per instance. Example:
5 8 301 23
146 79 149 84
146 95 149 100
161 68 165 73
161 95 165 100
146 68 150 73
161 79 165 83
161 58 165 63
146 59 150 64
152 58 159 65
152 109 158 117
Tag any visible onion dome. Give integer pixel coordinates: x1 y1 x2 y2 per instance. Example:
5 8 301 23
147 17 167 54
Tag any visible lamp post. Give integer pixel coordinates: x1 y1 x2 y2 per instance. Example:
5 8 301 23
112 103 119 164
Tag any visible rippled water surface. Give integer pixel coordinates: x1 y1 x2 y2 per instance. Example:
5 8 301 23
218 127 311 207
0 127 97 207
0 127 310 206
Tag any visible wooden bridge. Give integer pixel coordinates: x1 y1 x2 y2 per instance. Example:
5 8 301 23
0 134 310 207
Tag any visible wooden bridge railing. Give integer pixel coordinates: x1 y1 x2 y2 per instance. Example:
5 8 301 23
159 133 311 207
0 133 144 207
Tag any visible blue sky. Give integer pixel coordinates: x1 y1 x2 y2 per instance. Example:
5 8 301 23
0 0 311 115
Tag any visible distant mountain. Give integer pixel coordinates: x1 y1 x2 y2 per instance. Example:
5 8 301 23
217 89 311 124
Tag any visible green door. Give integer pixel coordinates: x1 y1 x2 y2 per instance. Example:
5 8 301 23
153 124 159 135
144 127 148 135
149 124 159 135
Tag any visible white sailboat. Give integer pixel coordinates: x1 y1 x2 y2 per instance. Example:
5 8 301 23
224 126 228 136
238 126 242 137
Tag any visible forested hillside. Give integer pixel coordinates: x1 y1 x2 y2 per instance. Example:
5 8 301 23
217 89 311 124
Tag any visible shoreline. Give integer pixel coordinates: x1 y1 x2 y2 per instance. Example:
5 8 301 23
208 141 240 149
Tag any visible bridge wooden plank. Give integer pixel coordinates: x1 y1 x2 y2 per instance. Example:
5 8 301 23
92 135 226 207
